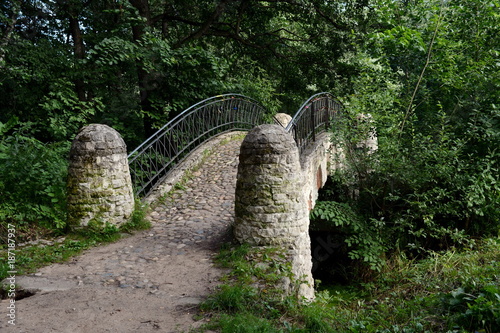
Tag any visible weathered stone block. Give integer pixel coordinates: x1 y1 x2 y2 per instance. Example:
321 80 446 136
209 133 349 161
67 124 134 228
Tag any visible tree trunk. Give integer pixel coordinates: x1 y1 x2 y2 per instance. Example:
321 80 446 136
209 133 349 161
129 0 155 137
68 13 86 101
0 0 21 68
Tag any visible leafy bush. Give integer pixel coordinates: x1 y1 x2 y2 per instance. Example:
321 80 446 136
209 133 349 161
0 118 69 234
39 79 104 141
441 285 500 333
318 110 499 281
310 201 387 273
321 0 500 265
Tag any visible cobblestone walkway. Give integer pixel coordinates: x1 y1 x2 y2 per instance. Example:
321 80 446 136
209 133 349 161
1 134 244 333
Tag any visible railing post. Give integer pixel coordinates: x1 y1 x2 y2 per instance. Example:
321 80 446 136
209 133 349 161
326 99 330 129
311 102 316 142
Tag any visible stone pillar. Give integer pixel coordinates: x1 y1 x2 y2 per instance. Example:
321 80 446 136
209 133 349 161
67 124 134 228
274 113 292 128
234 124 314 300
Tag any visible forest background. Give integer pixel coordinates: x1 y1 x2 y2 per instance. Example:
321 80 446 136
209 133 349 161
0 0 499 291
1 1 500 331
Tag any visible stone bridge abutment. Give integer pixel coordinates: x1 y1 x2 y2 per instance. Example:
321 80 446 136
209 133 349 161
233 124 338 300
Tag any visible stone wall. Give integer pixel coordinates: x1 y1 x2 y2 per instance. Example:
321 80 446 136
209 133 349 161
67 124 134 228
300 131 332 211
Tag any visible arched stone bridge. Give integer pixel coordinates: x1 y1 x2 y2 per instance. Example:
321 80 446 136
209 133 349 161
5 94 379 332
66 93 377 301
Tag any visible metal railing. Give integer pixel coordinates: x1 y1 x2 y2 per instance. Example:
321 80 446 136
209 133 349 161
128 94 269 197
285 92 343 153
128 92 342 197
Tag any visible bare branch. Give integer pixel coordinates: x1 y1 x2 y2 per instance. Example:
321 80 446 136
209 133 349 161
399 1 445 134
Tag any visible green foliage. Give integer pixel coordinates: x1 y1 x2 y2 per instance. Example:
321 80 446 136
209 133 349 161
325 0 500 263
218 313 280 333
214 244 294 289
202 284 258 313
441 286 500 332
39 80 104 141
77 219 120 243
88 36 138 67
119 200 151 233
332 111 499 251
310 201 387 272
0 119 69 232
200 239 500 332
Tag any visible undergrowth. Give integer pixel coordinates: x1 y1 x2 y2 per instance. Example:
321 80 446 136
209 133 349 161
198 238 500 333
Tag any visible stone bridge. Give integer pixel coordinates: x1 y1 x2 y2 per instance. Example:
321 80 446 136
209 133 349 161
66 93 376 300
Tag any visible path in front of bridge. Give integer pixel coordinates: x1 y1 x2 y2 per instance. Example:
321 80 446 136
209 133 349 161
0 133 245 333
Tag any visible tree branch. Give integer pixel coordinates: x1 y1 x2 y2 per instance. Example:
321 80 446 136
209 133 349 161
173 0 230 48
399 2 445 134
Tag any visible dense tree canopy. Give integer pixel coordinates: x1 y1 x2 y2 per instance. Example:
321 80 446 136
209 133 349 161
0 0 368 144
0 0 499 256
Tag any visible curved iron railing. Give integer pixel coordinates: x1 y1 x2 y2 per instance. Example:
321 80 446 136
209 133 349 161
128 94 269 197
285 92 343 153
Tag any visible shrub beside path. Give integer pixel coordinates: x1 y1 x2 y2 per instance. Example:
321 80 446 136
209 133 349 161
0 134 244 333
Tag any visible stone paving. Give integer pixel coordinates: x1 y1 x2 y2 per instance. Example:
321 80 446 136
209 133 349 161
98 134 241 290
1 133 245 333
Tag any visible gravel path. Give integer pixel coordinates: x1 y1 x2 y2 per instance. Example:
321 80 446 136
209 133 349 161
0 134 244 333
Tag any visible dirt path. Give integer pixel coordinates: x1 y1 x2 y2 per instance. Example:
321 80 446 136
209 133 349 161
0 135 243 333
